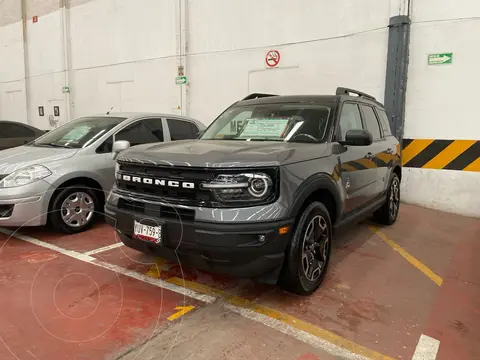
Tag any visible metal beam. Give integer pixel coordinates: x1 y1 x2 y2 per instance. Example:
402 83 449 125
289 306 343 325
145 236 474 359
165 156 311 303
384 15 411 143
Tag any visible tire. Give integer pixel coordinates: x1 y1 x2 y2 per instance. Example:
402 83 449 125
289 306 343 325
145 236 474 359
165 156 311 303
373 173 400 225
49 186 100 234
280 201 332 296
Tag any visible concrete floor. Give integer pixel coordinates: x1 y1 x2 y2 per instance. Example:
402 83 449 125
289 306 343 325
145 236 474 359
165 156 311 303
0 203 478 360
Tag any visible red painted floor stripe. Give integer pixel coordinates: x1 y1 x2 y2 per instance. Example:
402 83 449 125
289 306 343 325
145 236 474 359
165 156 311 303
0 237 200 360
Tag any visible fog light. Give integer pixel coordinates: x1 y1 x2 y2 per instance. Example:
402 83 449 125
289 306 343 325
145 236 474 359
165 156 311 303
258 235 266 243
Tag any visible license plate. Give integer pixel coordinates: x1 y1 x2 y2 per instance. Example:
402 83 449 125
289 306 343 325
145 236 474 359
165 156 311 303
133 221 162 244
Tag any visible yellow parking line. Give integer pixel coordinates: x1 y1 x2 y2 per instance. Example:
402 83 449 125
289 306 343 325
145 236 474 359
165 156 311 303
369 226 443 287
167 277 394 360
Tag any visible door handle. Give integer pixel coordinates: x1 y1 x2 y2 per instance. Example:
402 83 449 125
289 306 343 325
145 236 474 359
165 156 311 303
386 148 393 154
365 152 375 160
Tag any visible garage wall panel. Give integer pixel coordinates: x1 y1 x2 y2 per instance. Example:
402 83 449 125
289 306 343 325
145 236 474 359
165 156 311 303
401 2 480 217
187 0 390 124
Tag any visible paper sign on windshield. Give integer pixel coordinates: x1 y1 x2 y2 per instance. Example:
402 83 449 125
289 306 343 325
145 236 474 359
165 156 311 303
237 118 290 138
61 125 93 142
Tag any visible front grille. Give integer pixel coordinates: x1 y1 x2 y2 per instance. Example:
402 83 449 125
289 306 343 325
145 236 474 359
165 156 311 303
116 163 218 206
118 198 195 221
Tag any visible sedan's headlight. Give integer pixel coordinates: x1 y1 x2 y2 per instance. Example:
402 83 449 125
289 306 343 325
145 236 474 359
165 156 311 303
0 165 52 188
201 172 274 203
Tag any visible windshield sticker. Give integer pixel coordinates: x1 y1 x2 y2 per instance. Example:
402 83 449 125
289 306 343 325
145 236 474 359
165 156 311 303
237 118 290 138
60 125 93 142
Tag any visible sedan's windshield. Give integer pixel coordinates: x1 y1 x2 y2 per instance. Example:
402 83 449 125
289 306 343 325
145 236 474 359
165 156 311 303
200 103 331 143
33 116 126 148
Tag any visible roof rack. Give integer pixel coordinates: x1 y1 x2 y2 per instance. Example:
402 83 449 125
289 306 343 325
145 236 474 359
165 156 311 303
335 87 376 101
242 93 278 101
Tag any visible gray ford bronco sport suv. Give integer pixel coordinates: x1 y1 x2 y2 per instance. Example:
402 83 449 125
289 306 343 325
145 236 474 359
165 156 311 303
105 87 402 295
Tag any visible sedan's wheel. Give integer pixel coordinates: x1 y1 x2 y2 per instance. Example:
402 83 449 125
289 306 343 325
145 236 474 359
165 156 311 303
373 173 400 225
280 202 332 295
50 186 100 234
61 192 95 228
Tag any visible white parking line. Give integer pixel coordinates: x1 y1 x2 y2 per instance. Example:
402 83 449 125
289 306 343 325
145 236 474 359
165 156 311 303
83 242 125 256
412 334 440 360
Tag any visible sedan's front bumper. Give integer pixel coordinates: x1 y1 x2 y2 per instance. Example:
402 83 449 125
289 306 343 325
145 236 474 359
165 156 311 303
0 180 53 227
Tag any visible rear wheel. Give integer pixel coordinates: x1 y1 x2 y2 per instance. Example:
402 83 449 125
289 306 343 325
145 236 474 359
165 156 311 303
280 202 332 295
49 186 100 234
373 173 400 225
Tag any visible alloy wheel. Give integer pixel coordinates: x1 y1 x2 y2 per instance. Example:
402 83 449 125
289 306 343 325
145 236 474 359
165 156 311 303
301 215 330 282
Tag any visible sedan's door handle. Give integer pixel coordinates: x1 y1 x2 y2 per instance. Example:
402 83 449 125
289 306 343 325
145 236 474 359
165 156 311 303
386 148 394 154
365 152 375 160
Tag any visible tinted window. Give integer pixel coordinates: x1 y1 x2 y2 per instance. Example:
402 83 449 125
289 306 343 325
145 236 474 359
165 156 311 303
34 116 125 148
360 105 381 141
338 103 363 141
3 123 35 137
116 118 164 146
167 119 196 140
376 108 392 136
189 122 199 136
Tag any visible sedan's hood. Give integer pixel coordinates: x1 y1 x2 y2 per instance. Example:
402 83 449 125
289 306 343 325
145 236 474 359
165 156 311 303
118 140 331 168
0 145 78 174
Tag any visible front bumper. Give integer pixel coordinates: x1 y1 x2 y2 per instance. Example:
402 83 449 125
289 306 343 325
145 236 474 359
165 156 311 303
0 180 52 227
105 203 294 281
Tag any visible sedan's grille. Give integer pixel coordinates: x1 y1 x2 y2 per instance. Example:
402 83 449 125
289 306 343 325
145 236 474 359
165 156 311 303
118 198 195 221
116 163 217 206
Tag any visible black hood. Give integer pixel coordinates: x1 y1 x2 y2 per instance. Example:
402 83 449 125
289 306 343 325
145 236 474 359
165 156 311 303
118 140 331 168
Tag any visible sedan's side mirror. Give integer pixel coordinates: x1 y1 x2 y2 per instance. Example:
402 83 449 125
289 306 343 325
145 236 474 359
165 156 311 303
344 129 373 146
112 140 130 159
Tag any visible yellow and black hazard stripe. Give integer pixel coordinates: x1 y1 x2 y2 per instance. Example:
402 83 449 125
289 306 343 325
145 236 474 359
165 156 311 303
402 138 480 171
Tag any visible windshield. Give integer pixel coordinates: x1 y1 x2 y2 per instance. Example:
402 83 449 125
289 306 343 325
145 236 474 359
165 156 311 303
200 103 331 142
33 116 126 149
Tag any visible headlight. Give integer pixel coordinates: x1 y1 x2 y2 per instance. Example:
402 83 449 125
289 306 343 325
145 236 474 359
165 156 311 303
0 165 52 188
201 173 274 203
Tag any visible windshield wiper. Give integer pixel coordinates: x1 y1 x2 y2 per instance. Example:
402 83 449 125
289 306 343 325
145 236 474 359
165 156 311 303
35 143 75 149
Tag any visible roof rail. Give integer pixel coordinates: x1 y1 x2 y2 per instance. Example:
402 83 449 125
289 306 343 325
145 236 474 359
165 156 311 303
242 93 278 101
336 87 376 101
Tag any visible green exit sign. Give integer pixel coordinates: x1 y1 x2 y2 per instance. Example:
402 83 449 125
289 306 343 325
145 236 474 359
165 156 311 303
428 53 453 65
175 76 187 85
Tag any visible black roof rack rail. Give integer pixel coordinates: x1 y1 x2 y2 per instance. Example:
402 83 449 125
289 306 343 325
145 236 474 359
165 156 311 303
336 87 376 101
242 93 278 101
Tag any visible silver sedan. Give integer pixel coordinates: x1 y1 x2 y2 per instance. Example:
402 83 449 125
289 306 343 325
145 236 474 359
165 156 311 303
0 112 204 233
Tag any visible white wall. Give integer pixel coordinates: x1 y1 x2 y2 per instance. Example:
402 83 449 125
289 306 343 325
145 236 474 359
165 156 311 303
402 1 480 217
0 0 479 217
187 0 391 123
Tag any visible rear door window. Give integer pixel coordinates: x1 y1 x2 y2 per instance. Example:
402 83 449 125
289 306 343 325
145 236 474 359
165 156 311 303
167 119 197 140
360 105 382 141
376 108 392 136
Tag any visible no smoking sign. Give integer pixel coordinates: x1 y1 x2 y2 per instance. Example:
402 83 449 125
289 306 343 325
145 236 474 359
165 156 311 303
265 50 281 68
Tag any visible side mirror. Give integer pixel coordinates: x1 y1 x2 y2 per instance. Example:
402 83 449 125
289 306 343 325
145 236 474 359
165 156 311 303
344 129 373 146
112 140 130 159
196 129 205 139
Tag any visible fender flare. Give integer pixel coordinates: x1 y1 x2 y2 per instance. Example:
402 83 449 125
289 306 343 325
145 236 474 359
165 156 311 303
288 173 343 223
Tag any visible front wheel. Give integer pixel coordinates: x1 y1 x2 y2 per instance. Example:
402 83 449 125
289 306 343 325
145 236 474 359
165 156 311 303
49 186 100 234
279 202 332 295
